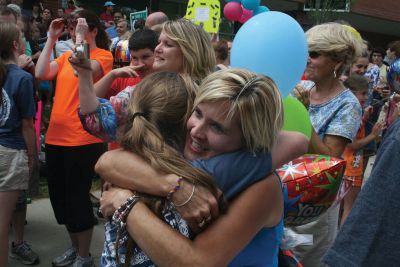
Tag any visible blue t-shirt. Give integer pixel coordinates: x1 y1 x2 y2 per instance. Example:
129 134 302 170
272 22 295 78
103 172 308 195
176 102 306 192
0 64 35 150
106 26 117 39
308 88 362 142
193 151 281 267
192 151 272 199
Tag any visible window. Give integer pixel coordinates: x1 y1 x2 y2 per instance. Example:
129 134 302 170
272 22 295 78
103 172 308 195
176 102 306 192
304 0 351 12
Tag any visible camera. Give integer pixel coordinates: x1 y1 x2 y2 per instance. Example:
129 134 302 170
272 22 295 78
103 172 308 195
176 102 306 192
75 43 90 59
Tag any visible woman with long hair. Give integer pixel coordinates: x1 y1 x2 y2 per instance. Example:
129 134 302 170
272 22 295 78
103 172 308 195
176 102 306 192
0 23 36 267
79 18 216 142
35 9 113 267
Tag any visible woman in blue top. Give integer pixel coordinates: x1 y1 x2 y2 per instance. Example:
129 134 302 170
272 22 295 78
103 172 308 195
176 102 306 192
0 23 36 267
97 68 308 267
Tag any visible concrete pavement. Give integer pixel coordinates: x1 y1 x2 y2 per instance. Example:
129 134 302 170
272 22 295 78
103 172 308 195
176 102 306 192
8 192 106 267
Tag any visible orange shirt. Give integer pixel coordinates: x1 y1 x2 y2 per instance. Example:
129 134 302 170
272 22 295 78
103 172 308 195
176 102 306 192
343 125 365 177
105 76 141 99
46 48 113 146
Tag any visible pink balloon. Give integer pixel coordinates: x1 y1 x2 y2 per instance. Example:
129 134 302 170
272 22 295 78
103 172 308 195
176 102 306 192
239 7 253 23
223 2 243 21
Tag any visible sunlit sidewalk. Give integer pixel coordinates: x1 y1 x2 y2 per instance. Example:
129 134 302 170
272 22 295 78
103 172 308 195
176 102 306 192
8 192 106 267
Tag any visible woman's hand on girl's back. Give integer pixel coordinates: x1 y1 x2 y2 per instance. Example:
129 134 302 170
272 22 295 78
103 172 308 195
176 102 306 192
171 178 220 233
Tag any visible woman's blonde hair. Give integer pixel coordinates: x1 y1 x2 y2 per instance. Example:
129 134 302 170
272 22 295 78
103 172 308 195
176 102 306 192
195 68 284 153
122 71 218 195
120 71 223 266
0 22 20 61
306 22 363 75
162 19 216 83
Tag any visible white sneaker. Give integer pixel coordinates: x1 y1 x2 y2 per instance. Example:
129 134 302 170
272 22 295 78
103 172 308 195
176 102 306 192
72 255 95 267
52 247 77 267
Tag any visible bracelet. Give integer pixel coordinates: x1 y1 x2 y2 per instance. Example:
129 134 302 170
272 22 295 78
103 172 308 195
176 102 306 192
166 176 183 200
112 194 141 229
112 193 140 264
173 183 196 207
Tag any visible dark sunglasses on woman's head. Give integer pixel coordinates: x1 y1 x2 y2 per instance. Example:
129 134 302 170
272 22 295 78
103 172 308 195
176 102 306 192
308 51 321 59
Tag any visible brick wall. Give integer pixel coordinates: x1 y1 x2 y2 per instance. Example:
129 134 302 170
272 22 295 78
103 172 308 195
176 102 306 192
351 0 400 22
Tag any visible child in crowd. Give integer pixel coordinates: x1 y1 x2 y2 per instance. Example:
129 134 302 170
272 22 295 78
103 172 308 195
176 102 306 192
341 74 384 225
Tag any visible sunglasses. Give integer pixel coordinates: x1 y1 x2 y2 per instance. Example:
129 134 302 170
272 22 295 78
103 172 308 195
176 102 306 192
309 51 321 59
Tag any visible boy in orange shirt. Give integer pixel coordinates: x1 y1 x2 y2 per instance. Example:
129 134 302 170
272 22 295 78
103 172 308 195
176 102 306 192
341 74 384 225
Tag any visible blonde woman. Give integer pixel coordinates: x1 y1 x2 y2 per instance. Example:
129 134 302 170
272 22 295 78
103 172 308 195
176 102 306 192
98 69 308 266
293 22 363 266
79 18 216 142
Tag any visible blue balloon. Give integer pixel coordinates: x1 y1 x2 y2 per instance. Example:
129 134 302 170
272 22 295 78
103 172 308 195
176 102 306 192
231 11 308 97
242 0 260 11
253 5 269 15
388 58 400 93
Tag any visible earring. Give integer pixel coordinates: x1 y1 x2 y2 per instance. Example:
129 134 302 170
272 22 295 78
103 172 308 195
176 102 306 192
333 69 337 79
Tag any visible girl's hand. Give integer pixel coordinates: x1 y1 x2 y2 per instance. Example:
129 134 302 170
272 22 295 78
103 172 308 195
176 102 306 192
75 18 89 44
69 44 91 75
363 105 373 121
371 122 384 137
18 54 33 69
100 186 134 217
48 18 66 40
111 64 144 78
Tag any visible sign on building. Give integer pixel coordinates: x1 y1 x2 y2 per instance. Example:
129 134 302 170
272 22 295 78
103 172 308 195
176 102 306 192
130 8 148 30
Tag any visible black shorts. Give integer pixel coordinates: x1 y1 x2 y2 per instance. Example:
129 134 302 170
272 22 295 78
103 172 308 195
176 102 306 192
45 143 106 233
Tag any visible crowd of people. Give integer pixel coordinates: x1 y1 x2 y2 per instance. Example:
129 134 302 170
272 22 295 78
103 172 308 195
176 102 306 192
1 0 400 267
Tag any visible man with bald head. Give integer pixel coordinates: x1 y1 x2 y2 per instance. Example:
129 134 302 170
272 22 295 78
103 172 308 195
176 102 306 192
145 11 168 28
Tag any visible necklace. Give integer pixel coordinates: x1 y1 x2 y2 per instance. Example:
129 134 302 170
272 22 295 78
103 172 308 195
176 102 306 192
310 81 345 105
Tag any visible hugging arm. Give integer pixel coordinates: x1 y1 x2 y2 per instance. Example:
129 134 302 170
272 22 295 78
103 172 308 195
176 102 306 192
272 130 309 168
96 149 176 196
96 149 220 226
97 130 307 223
126 173 283 267
97 130 309 191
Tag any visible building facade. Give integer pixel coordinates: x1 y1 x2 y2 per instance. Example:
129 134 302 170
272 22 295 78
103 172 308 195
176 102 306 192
39 0 400 46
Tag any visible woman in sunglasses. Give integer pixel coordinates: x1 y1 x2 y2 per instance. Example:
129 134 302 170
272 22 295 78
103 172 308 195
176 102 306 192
35 10 113 267
291 22 363 266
